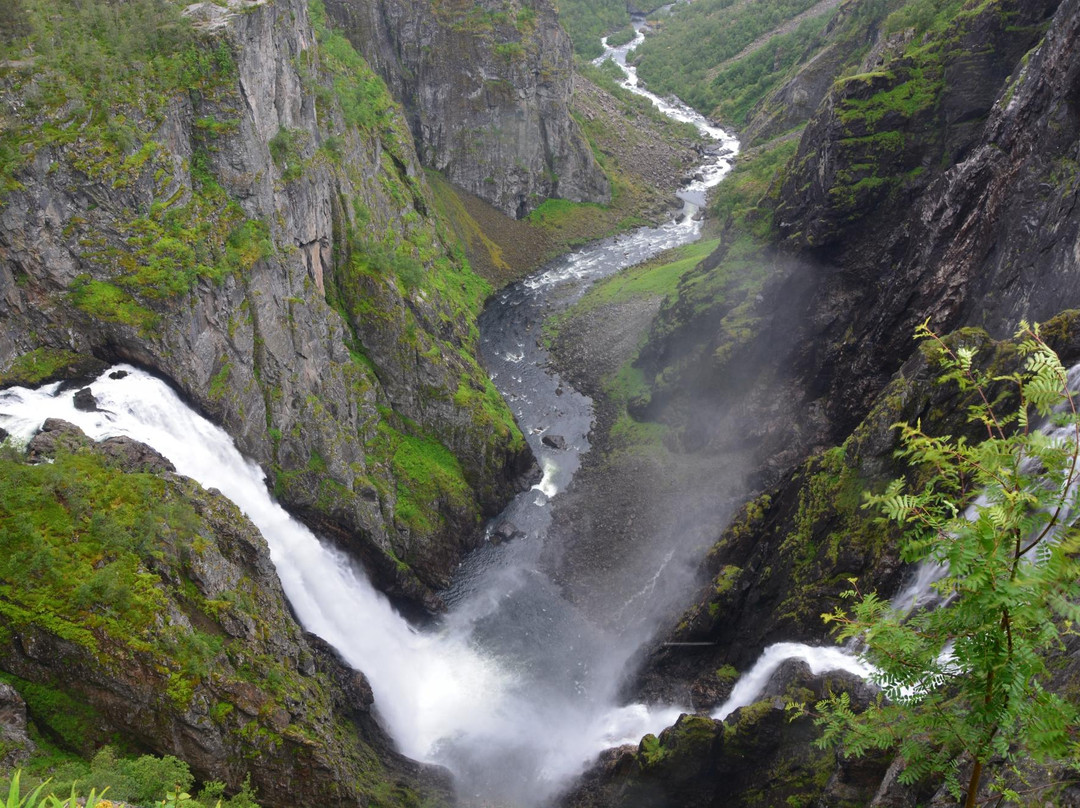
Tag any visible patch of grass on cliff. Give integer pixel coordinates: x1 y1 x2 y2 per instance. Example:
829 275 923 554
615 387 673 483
0 451 200 656
0 0 279 312
557 0 631 58
710 136 799 237
67 278 159 332
369 419 475 536
0 0 236 199
0 348 89 387
308 0 394 132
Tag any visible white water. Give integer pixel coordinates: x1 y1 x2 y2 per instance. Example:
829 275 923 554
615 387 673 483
0 370 509 759
707 361 1080 719
713 643 874 720
595 23 738 208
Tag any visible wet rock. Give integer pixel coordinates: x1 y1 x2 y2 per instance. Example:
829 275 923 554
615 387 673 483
491 520 526 543
542 434 567 450
109 370 129 380
72 387 97 411
0 682 35 768
0 427 8 443
26 418 90 460
95 436 176 475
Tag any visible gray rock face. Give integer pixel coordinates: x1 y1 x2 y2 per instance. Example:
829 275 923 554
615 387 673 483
325 0 610 217
0 682 35 768
25 418 91 460
0 0 532 606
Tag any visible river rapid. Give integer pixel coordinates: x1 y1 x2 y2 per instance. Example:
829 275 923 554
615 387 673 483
0 24 754 808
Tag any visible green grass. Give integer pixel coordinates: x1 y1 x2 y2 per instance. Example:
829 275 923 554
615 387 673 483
3 749 261 808
605 25 637 49
706 14 834 128
0 0 236 198
0 349 88 387
367 419 475 536
556 0 631 57
632 0 826 116
711 136 800 237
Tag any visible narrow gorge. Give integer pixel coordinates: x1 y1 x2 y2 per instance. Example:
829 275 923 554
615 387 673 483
2 0 1080 806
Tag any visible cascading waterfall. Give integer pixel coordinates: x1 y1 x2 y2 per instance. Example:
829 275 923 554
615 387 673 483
0 370 507 760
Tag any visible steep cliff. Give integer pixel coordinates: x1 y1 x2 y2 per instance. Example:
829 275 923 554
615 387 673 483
637 0 1070 471
0 0 533 607
0 421 452 806
323 0 610 218
549 0 1080 801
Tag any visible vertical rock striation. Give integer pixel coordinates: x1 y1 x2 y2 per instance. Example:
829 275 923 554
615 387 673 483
324 0 610 217
0 0 534 607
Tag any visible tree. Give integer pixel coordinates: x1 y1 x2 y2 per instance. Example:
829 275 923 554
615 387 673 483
812 322 1080 806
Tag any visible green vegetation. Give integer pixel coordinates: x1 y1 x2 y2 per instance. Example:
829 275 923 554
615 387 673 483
379 423 473 535
307 0 394 132
0 449 224 676
0 0 278 316
811 324 1080 806
555 0 630 58
711 136 799 237
604 25 637 49
706 15 832 128
0 349 91 387
3 755 260 808
632 0 827 115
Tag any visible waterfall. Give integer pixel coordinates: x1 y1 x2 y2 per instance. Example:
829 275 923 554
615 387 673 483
0 369 508 759
709 360 1080 721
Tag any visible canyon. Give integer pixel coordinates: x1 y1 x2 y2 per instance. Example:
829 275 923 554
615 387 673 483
2 0 1080 805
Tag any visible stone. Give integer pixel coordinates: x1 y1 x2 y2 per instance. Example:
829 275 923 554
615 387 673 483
491 520 525 543
26 418 90 460
542 434 567 450
109 370 129 380
95 436 176 474
0 682 35 768
72 387 97 411
324 0 608 218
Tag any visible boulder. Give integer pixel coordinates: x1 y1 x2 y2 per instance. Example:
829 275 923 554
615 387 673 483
542 434 567 450
26 418 90 460
72 387 98 412
95 436 176 475
0 682 35 768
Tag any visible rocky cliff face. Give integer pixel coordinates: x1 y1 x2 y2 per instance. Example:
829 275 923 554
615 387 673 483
324 0 610 218
0 0 533 608
0 421 452 806
638 0 1072 469
569 0 1080 801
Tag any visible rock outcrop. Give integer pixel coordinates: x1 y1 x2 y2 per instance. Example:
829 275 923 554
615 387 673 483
0 423 453 806
0 683 35 769
0 0 534 607
324 0 610 217
564 662 886 808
